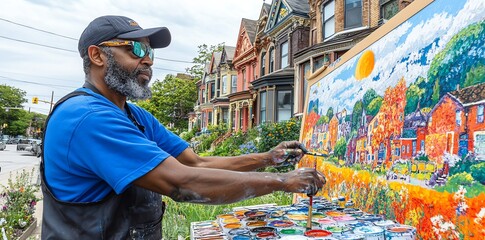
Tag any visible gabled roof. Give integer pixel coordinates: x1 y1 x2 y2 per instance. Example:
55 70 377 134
449 82 485 106
209 51 222 73
242 18 258 43
265 0 309 32
403 109 427 129
222 46 236 62
260 3 271 19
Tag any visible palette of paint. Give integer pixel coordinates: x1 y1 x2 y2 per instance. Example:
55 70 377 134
190 197 416 240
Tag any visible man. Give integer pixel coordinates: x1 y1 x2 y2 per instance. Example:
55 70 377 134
41 15 325 239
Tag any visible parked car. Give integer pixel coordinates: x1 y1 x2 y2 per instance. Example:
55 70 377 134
17 139 40 151
0 140 6 151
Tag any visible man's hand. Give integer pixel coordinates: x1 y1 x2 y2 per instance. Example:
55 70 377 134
267 141 305 167
282 168 326 196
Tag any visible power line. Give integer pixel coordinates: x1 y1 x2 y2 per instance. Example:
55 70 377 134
0 36 77 53
0 18 195 64
0 75 76 89
0 17 78 40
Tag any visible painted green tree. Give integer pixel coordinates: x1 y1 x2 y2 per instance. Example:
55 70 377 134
404 79 425 115
423 20 485 107
463 64 485 87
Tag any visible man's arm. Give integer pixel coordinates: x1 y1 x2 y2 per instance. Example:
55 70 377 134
176 141 304 171
133 156 325 204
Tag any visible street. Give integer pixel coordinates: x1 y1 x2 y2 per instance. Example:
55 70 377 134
0 144 40 185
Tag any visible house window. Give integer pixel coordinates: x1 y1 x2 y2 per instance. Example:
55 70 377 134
202 89 206 103
222 76 228 95
222 108 229 124
314 54 329 72
412 141 416 155
261 52 266 76
345 0 362 29
478 105 484 123
381 0 399 22
456 110 462 126
231 75 237 93
402 145 405 153
208 112 212 125
421 140 425 152
269 47 275 73
210 83 215 99
301 62 311 109
280 42 289 69
277 90 292 122
242 69 246 90
322 0 335 39
260 91 267 124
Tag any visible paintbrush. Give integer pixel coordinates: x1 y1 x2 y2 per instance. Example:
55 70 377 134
299 144 329 158
306 154 318 230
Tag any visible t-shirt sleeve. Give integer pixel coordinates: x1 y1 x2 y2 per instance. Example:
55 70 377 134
70 110 169 194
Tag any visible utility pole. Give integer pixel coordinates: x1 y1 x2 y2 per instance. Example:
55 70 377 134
49 91 54 113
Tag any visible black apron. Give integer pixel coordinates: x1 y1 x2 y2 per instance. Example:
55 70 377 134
40 83 164 239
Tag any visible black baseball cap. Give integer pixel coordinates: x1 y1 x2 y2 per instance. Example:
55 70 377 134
78 15 171 57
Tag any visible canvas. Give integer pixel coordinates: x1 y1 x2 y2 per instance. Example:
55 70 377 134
299 0 485 238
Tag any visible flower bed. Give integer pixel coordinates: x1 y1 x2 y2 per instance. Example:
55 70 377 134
0 169 39 239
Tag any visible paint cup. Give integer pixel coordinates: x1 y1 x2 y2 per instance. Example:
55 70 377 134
268 220 294 228
304 229 333 238
254 231 278 239
374 220 397 228
316 217 337 227
384 224 417 240
246 220 267 228
356 214 383 222
338 233 366 240
353 226 385 240
323 225 351 236
279 236 308 240
279 228 305 235
338 196 346 208
231 235 252 240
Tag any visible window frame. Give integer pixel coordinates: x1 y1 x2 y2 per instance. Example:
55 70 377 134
280 42 289 69
344 0 363 29
322 0 335 39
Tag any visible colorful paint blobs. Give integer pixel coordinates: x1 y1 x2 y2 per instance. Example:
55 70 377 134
354 50 374 80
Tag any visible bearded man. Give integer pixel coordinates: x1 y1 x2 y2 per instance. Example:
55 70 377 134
41 15 325 239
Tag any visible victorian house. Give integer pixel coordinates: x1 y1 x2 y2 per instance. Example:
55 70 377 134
230 18 258 132
252 0 310 124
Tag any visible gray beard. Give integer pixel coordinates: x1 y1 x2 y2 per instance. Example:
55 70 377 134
103 50 152 101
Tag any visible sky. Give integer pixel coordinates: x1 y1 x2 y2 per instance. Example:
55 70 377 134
0 0 267 114
309 0 485 114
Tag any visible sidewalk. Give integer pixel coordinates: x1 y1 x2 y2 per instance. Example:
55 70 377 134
0 165 42 239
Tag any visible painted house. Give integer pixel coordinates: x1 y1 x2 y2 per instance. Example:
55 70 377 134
400 108 428 159
448 83 485 160
427 93 466 163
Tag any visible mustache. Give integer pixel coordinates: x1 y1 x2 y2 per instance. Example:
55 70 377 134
134 67 152 79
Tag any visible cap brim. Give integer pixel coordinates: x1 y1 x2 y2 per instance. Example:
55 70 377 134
117 27 171 48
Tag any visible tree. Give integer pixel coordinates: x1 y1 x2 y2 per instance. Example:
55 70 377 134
334 138 347 160
137 75 197 133
326 107 334 120
186 43 225 80
431 80 440 106
362 89 378 111
404 81 425 115
370 78 407 167
351 101 364 132
0 85 29 136
463 64 485 87
367 97 382 116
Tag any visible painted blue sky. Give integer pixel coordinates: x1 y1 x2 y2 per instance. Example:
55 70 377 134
309 0 485 115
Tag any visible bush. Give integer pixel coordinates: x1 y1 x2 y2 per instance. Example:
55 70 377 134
447 172 474 186
470 162 485 184
0 168 40 238
257 118 301 152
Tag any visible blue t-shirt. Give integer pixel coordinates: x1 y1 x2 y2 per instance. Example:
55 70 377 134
44 88 189 202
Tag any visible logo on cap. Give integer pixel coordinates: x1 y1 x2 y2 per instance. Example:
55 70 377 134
128 20 139 27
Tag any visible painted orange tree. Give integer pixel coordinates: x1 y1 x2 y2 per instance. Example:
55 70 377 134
370 78 407 167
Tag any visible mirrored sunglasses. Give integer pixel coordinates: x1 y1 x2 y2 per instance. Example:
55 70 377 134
98 40 154 60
